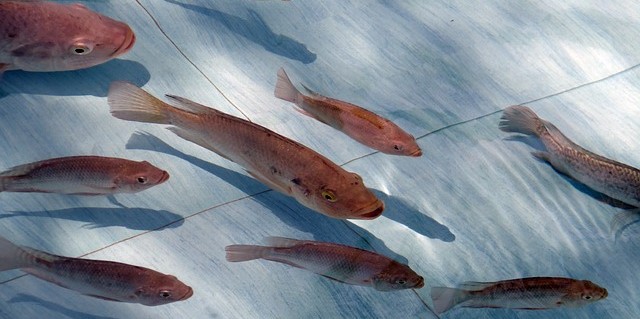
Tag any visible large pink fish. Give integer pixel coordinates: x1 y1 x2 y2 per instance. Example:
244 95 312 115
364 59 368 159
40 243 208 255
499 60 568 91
0 156 169 195
226 237 424 291
0 1 135 73
274 68 422 156
108 82 384 219
0 235 192 306
431 277 608 314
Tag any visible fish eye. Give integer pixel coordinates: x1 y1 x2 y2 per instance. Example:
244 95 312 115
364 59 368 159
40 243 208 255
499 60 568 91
583 295 592 300
70 43 93 55
137 176 148 184
393 145 402 151
159 290 172 298
395 279 407 285
322 190 337 202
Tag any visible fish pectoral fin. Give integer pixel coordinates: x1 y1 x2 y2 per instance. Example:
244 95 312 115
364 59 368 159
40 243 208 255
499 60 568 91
245 170 291 195
164 94 216 115
84 294 122 302
166 127 232 162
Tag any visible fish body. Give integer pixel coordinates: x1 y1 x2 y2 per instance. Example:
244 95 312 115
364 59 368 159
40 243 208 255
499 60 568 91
274 68 422 156
107 81 384 219
0 1 135 73
0 235 192 306
500 105 640 207
431 277 607 314
0 156 169 195
225 237 424 291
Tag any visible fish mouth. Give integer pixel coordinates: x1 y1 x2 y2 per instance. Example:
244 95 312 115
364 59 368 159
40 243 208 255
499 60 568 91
158 171 170 184
409 148 423 157
112 26 136 57
354 200 385 219
413 276 425 289
179 287 194 300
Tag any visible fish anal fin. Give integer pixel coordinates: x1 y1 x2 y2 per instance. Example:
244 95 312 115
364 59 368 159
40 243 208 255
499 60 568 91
459 281 496 291
264 236 303 247
245 170 291 195
84 294 122 302
300 83 322 97
293 106 327 124
531 151 551 162
166 127 231 162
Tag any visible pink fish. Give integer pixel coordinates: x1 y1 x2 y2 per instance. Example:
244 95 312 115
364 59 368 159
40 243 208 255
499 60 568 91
0 156 169 195
431 277 608 314
0 1 135 73
275 68 422 156
0 235 192 306
226 237 424 291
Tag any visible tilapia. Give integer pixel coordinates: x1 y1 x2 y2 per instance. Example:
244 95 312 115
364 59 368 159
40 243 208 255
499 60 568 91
0 1 135 73
0 156 169 195
431 277 607 314
274 68 422 156
500 105 640 207
225 237 424 291
107 81 384 219
0 235 192 306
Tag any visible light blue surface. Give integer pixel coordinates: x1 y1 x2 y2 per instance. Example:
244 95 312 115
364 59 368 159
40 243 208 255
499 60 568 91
1 0 639 318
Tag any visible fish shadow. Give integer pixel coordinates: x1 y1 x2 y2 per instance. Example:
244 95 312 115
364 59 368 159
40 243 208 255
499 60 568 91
504 135 635 210
164 0 317 64
126 132 410 263
8 294 119 319
0 207 184 231
372 190 455 242
0 59 150 98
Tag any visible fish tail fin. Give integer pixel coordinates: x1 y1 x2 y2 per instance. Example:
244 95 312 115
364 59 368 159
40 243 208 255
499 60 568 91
430 286 468 314
274 67 301 103
108 81 172 125
225 245 269 262
499 105 544 137
0 236 36 271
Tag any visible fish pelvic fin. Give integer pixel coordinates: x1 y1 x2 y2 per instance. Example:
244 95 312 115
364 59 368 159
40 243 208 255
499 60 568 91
0 236 41 271
274 67 302 104
499 105 543 137
430 286 468 314
225 244 269 262
108 81 172 125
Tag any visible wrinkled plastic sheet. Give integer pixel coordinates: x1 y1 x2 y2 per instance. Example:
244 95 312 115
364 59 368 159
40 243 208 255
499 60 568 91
0 1 639 318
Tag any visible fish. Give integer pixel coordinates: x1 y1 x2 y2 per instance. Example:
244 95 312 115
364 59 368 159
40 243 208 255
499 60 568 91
107 81 384 219
0 156 169 195
0 235 193 306
225 237 424 291
0 1 135 73
500 105 640 207
430 277 607 314
274 68 422 157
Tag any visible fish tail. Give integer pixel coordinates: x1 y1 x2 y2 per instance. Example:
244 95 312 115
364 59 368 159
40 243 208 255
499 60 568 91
499 105 544 137
274 67 301 104
430 286 468 314
0 235 36 271
225 245 269 262
108 81 172 125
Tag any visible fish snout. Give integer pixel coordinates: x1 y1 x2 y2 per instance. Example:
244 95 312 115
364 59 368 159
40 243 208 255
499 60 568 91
158 171 170 184
112 25 136 57
414 276 425 289
357 201 385 219
409 148 423 157
180 286 194 301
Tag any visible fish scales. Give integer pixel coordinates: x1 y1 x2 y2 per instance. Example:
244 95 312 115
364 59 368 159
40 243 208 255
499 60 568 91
500 105 640 206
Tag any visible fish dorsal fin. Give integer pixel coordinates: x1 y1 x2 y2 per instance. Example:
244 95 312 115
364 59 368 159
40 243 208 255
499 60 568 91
84 294 122 302
0 161 42 177
165 94 218 115
459 281 495 291
264 236 303 248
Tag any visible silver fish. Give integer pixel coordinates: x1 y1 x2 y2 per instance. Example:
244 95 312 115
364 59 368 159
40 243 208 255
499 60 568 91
107 81 384 219
0 235 193 306
0 1 135 73
431 277 607 314
225 237 424 291
500 105 640 207
0 156 169 195
274 68 422 156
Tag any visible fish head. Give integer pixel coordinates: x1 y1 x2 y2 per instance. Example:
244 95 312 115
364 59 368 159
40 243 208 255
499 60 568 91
372 262 425 291
374 129 422 157
114 161 170 193
9 3 136 72
132 274 193 306
562 280 608 307
291 171 384 219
